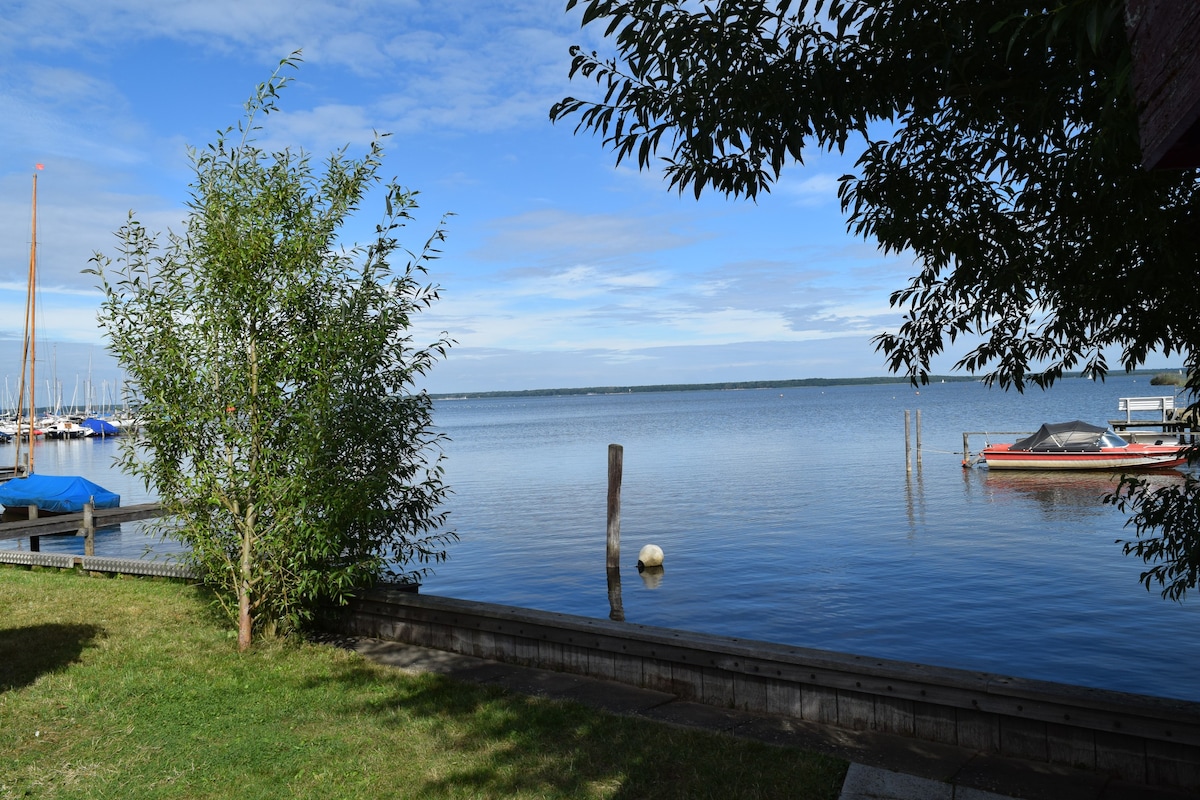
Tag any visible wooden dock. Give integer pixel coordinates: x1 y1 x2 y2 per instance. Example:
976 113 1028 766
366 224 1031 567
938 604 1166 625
0 502 163 549
1109 395 1198 442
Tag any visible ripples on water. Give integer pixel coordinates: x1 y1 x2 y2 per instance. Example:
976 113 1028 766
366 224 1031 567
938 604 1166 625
5 376 1199 700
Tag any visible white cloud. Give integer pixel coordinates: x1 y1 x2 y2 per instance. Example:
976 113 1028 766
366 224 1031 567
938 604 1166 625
780 172 843 205
0 0 932 394
478 208 708 264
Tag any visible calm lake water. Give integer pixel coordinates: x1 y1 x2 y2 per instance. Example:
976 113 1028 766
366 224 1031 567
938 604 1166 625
5 374 1200 701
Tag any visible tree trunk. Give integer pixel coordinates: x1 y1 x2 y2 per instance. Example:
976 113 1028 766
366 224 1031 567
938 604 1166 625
237 532 253 651
237 330 260 653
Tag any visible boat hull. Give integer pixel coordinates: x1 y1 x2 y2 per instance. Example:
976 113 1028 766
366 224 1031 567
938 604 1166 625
982 444 1188 470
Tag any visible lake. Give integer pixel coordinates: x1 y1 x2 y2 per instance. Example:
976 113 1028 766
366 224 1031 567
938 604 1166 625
4 374 1200 701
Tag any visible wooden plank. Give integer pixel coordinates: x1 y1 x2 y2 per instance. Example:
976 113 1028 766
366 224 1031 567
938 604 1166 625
765 681 804 719
700 666 735 708
983 676 1200 748
641 658 674 694
463 627 496 660
1095 731 1147 783
449 625 477 657
875 696 915 736
358 592 995 699
611 650 642 686
956 706 1000 751
1146 739 1200 788
586 648 617 681
1046 722 1096 770
734 673 768 713
511 634 538 666
0 503 163 541
802 685 838 725
371 616 430 647
1000 717 1049 761
490 632 518 662
559 643 590 676
837 689 876 731
662 661 701 700
707 651 996 713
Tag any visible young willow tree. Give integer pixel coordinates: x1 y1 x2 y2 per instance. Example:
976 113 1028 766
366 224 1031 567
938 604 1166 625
90 56 456 650
551 1 1200 599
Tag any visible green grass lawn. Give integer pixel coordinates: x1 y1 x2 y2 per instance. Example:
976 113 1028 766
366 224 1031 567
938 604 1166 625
0 567 847 799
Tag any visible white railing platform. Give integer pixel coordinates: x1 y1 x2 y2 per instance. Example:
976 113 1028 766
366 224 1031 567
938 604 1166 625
1118 396 1176 422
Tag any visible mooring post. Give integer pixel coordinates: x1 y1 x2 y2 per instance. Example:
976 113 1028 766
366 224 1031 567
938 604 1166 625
607 568 625 622
963 431 970 466
607 444 623 571
28 504 39 552
904 410 912 475
606 443 625 621
916 409 923 469
83 497 95 557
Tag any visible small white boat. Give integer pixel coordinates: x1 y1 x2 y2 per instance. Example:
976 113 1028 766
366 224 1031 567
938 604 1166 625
38 416 93 440
981 420 1188 470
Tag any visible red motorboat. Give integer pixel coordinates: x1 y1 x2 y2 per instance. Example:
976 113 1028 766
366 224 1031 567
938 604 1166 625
981 420 1189 470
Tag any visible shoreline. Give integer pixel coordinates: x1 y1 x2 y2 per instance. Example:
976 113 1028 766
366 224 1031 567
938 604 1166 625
428 368 1183 401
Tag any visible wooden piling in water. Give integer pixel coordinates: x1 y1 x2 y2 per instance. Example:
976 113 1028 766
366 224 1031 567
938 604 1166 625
904 410 912 474
916 409 922 469
606 444 624 621
607 444 622 571
83 498 95 557
28 505 39 552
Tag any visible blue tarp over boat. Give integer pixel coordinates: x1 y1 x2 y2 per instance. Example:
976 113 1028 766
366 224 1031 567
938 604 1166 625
81 417 121 436
0 474 120 513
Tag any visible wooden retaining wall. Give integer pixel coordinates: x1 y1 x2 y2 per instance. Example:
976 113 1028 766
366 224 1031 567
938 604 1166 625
339 588 1200 791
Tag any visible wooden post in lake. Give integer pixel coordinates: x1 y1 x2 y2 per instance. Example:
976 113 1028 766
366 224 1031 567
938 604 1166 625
28 505 39 552
916 409 923 470
607 444 623 570
904 410 912 475
83 498 95 557
606 444 625 621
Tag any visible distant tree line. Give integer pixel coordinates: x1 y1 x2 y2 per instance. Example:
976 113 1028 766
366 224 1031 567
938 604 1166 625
430 371 1183 401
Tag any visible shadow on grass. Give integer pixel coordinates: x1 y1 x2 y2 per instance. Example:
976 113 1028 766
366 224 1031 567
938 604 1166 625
0 623 105 692
303 657 846 800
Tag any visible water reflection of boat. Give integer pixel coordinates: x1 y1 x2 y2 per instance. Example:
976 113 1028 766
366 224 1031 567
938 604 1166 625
981 420 1188 470
981 468 1186 511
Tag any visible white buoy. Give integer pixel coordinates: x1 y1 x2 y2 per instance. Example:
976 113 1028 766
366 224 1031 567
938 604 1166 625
637 544 664 568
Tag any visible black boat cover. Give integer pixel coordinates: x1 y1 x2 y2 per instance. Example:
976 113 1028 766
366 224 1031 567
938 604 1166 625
1009 420 1114 452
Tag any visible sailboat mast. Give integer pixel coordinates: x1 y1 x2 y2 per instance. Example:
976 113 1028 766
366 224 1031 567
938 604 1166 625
30 170 38 473
14 171 38 476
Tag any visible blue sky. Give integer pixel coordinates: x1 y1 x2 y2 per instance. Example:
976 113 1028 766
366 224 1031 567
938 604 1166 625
1 0 983 400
